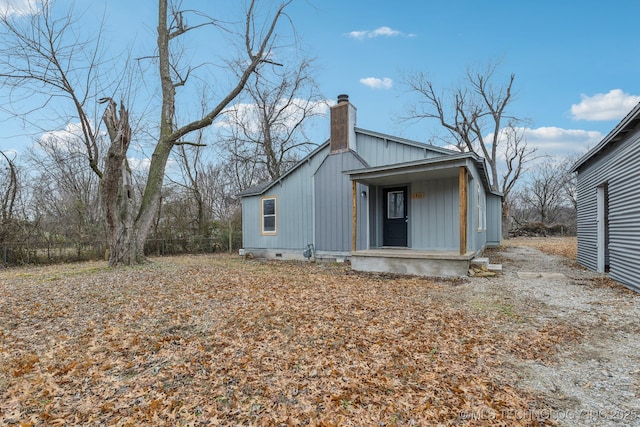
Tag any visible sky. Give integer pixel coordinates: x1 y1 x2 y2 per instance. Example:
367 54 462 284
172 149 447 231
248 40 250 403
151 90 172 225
1 0 640 164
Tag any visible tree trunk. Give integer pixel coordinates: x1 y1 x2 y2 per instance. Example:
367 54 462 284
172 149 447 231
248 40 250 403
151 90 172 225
100 99 143 266
502 199 511 239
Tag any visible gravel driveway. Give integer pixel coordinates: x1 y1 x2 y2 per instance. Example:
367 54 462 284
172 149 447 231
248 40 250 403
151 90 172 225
467 243 640 426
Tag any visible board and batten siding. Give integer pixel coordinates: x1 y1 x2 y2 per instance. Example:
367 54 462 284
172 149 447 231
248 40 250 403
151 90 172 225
314 151 367 252
241 146 328 252
410 177 459 251
355 132 445 167
575 125 640 291
485 193 502 247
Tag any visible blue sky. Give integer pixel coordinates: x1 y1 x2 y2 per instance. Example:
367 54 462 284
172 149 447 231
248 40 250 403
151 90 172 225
289 0 640 157
1 0 639 162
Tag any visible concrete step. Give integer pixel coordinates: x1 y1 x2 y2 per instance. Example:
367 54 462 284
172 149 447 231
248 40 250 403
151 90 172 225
472 257 489 267
471 257 502 272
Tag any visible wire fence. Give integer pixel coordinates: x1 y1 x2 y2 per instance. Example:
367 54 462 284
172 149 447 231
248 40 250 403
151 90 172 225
1 233 242 267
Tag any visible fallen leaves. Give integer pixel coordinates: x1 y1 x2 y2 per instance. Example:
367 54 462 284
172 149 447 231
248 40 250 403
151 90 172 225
0 255 569 425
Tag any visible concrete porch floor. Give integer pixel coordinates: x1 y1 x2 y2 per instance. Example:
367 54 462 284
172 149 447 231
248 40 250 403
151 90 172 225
350 248 477 277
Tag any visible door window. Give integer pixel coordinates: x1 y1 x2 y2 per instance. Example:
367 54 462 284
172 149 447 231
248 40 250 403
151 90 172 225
387 190 405 219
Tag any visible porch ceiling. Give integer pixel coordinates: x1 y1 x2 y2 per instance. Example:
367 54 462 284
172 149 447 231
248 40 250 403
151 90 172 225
347 161 462 186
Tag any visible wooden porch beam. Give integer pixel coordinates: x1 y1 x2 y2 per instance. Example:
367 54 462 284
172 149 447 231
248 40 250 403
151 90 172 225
459 167 468 255
352 180 357 252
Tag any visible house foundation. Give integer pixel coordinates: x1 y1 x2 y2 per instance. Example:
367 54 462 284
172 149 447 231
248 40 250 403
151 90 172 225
350 249 477 277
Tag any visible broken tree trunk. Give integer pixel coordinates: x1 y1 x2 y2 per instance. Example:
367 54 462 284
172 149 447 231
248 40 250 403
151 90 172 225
100 99 142 266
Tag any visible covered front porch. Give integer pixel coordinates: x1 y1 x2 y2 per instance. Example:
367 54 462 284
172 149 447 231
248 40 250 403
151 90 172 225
345 154 490 277
351 248 477 277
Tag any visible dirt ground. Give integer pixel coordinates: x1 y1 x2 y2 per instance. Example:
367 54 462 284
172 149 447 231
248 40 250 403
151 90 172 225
469 237 640 426
0 237 639 426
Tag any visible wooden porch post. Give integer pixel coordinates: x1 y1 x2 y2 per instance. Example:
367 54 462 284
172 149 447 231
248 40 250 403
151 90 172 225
459 167 468 255
352 180 357 252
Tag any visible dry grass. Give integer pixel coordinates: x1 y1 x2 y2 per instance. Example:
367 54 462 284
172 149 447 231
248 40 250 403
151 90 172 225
0 255 568 426
501 237 626 291
504 236 577 261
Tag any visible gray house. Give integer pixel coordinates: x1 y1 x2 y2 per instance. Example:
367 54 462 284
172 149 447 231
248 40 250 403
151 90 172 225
571 102 640 291
238 95 503 276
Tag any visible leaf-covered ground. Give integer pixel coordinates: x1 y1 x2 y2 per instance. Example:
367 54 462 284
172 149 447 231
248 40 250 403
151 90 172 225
0 250 574 426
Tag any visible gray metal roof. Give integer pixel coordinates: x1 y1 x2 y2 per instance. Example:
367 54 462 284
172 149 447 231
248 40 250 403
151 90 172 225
236 127 496 197
354 127 460 156
235 140 330 197
571 102 640 173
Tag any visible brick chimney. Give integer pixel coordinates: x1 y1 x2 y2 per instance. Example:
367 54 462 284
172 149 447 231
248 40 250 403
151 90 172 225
330 94 356 153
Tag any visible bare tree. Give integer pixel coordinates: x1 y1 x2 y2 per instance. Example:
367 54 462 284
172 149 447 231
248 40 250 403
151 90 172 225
220 56 324 180
521 156 574 225
0 150 19 245
0 151 17 222
171 131 214 239
171 146 242 250
0 1 111 177
1 0 292 266
27 128 104 251
403 61 536 235
563 154 579 212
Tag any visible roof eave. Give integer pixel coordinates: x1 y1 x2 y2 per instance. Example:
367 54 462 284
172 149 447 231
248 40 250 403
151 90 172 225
354 127 460 155
345 151 499 196
571 102 640 173
236 140 330 197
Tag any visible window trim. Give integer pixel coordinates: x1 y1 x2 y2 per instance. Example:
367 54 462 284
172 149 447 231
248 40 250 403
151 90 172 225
477 182 486 232
260 196 277 235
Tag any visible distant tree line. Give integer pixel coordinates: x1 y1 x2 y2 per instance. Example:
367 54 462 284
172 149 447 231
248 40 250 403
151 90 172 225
0 141 231 265
507 156 578 236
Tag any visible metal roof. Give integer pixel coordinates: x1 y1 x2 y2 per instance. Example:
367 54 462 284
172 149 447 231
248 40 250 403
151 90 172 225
354 127 459 156
235 140 330 197
236 127 498 197
571 102 640 173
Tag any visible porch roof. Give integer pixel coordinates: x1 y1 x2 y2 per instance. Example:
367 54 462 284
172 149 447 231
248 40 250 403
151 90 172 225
344 152 496 193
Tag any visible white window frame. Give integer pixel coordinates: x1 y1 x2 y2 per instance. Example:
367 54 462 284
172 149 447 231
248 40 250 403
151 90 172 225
260 196 277 235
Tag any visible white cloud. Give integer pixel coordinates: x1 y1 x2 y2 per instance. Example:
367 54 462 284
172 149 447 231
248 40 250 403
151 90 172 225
359 77 393 90
477 126 602 160
39 122 92 155
0 0 40 17
370 26 400 37
128 157 151 171
571 89 640 121
347 26 408 40
347 30 368 40
215 98 331 134
519 126 602 156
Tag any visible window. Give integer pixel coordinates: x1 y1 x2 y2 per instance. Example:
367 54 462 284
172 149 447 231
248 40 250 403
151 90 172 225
261 196 277 235
477 183 486 231
387 190 405 219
